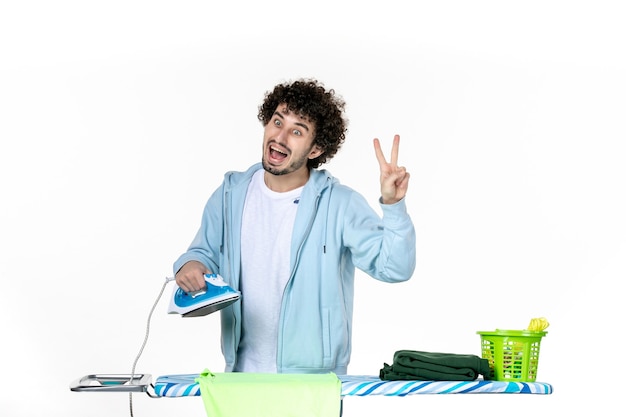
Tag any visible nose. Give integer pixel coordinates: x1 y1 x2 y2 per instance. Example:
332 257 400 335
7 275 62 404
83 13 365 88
275 128 288 144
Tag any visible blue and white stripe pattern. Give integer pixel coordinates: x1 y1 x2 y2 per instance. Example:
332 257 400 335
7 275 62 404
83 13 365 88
153 374 552 397
153 374 202 397
339 375 552 396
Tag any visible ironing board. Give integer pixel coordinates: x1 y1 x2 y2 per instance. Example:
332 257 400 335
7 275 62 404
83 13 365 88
153 374 553 397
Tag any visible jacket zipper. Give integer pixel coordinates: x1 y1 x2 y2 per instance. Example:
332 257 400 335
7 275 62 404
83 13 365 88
276 191 323 370
223 187 239 371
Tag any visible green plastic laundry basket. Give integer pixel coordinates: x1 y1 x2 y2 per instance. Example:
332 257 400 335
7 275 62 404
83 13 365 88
477 329 547 382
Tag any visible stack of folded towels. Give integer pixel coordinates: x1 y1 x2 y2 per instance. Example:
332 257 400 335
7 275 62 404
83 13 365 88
380 350 492 381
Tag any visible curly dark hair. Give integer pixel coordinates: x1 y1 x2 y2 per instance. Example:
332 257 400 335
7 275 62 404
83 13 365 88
258 79 348 169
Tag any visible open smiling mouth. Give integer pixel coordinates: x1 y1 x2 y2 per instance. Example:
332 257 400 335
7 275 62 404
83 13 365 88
269 145 289 163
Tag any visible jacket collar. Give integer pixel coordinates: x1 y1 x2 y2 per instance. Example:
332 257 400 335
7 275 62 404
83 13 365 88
224 163 337 195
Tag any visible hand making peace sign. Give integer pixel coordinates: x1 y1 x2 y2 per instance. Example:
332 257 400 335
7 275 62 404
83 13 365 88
374 134 410 205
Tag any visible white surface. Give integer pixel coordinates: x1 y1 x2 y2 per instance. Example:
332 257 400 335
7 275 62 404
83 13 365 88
1 1 624 416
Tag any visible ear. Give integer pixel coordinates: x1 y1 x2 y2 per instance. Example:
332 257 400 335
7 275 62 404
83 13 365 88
308 144 324 160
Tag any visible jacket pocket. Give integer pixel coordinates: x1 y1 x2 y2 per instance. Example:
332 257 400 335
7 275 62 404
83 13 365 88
322 307 331 362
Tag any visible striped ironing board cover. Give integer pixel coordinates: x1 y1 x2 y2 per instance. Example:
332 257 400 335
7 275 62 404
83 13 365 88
153 374 553 397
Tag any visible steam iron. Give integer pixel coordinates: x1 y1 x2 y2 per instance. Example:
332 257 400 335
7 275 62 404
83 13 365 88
168 273 240 317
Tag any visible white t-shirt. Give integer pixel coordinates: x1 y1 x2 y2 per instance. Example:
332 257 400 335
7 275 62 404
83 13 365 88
234 169 302 372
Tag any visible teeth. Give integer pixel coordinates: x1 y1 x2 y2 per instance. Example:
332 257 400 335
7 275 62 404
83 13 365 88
270 146 287 156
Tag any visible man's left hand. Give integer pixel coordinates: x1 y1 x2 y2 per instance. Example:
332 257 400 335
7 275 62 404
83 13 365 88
374 134 410 204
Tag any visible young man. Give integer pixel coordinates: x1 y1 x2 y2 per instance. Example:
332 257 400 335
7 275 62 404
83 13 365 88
173 78 416 375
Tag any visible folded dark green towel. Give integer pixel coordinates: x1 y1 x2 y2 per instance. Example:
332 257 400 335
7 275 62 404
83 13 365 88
380 350 491 381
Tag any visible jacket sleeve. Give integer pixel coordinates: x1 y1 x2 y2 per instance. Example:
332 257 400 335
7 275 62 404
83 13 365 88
172 184 224 276
342 191 416 282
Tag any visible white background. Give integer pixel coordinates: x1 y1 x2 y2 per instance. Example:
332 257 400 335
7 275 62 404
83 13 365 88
1 1 624 416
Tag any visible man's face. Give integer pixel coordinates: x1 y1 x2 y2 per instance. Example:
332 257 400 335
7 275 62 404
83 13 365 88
261 104 322 176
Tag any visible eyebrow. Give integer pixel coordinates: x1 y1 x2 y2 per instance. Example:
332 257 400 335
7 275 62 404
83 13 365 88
274 110 311 132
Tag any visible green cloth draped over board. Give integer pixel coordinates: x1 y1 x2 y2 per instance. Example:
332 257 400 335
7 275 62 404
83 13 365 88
195 369 342 417
380 350 492 381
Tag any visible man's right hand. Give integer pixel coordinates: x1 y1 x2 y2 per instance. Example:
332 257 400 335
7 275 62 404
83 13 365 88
175 260 210 293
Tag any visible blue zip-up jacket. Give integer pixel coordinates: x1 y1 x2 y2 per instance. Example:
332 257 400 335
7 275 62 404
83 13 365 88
173 163 416 374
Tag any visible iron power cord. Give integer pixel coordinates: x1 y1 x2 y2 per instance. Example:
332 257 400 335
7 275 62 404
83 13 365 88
129 276 175 417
